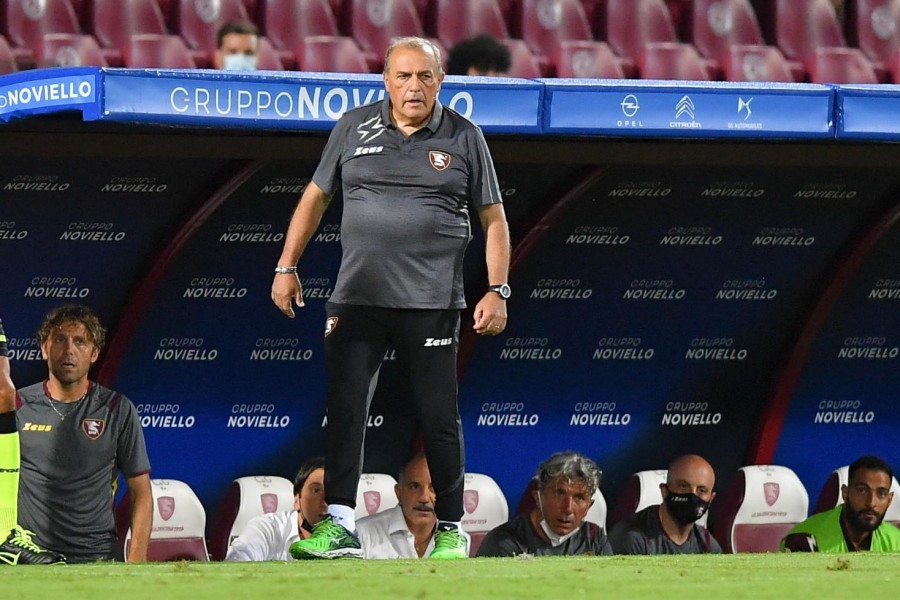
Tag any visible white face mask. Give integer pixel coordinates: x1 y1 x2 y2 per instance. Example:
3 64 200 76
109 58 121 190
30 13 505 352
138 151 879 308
537 493 579 547
223 53 257 71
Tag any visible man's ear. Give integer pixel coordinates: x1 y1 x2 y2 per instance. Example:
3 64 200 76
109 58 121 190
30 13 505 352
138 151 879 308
841 484 849 504
395 483 402 502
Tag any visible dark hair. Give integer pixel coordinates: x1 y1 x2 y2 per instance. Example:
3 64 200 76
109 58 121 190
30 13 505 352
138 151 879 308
447 34 511 76
848 455 894 484
37 304 106 351
216 20 259 48
293 456 325 495
397 452 428 484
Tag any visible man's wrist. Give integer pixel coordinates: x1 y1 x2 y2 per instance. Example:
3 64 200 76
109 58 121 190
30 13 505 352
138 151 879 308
274 265 298 274
487 283 511 299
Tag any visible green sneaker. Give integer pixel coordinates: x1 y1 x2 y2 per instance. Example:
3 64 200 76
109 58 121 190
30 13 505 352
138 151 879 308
428 523 468 559
0 526 67 565
289 515 362 560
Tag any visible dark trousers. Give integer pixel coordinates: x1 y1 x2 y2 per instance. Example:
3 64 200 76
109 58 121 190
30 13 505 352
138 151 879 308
323 303 465 522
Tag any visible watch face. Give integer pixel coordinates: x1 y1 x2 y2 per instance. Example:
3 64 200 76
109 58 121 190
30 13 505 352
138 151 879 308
491 284 511 299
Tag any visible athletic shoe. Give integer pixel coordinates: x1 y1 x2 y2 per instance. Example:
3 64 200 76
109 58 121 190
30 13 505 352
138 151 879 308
428 522 468 559
289 515 362 559
0 526 67 565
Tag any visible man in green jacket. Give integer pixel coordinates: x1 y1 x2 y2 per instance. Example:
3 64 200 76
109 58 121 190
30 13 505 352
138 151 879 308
782 455 900 552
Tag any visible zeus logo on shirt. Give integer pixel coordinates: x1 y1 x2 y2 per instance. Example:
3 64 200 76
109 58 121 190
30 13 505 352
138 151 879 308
357 116 385 143
21 422 52 432
354 145 384 156
424 337 453 347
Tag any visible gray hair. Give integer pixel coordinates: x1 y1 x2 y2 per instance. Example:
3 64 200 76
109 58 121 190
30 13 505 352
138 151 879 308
534 451 601 497
383 36 443 75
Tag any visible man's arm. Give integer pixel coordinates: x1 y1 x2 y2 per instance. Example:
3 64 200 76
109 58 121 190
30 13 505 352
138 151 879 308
271 181 331 318
225 513 290 562
472 203 511 336
607 521 648 555
475 527 525 557
125 472 152 562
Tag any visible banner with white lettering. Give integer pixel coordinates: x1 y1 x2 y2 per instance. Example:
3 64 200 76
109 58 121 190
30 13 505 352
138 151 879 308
771 216 900 497
0 157 226 385
458 164 895 516
0 67 99 123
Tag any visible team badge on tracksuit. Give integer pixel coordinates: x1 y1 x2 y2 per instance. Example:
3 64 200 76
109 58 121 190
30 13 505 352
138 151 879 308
429 151 451 171
325 317 339 337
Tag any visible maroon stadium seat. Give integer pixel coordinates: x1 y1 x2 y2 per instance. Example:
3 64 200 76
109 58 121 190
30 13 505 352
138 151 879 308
124 33 197 68
516 0 594 76
3 0 82 67
639 41 712 80
807 46 879 83
0 35 18 74
774 0 845 64
690 0 767 75
256 35 285 69
725 44 794 81
90 0 168 67
709 465 808 553
432 0 510 51
259 0 341 70
553 40 624 78
39 32 107 67
175 0 250 66
209 476 294 561
344 0 426 71
606 0 680 77
299 35 371 72
501 38 542 78
461 473 508 557
848 0 900 81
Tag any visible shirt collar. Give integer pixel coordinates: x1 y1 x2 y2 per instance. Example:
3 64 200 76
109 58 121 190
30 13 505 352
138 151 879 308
381 97 443 133
387 505 412 536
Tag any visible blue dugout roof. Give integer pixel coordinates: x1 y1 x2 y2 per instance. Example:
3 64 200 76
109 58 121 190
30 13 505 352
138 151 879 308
0 67 897 140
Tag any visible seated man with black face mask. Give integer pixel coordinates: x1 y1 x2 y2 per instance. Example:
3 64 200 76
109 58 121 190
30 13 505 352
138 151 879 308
476 451 612 557
609 454 722 554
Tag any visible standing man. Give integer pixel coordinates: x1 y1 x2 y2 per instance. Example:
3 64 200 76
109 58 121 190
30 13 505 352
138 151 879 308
16 305 152 563
477 451 612 557
782 455 900 552
213 20 259 71
272 36 510 560
0 317 65 565
609 454 722 554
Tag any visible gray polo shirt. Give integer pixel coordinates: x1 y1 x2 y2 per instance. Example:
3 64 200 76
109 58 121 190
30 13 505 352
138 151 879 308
313 98 503 309
608 505 722 554
16 381 150 562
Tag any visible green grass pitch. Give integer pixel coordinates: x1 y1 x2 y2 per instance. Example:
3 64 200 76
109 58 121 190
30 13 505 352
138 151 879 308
3 553 899 599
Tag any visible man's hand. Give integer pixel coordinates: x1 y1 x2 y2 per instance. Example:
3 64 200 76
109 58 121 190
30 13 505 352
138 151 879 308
473 292 507 335
271 273 305 318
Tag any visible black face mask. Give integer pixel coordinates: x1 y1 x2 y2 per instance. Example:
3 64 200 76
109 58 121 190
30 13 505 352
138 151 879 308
664 487 710 526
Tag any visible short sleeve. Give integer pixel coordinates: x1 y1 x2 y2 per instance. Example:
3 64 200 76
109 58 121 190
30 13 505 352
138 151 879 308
311 116 352 197
466 125 502 209
115 396 151 478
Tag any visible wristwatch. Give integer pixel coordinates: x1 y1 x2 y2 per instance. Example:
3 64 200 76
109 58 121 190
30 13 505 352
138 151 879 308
488 283 512 299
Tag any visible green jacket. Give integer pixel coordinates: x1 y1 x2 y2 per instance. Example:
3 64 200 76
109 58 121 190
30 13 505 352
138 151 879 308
781 505 900 552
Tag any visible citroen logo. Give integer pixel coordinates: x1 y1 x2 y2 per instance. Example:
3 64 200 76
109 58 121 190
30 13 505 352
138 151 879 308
675 96 695 120
620 94 640 118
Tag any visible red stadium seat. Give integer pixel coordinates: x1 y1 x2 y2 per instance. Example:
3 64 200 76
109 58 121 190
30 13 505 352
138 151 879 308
344 0 426 70
709 465 809 553
259 0 341 70
209 475 294 561
432 0 510 51
501 38 542 78
299 35 371 73
516 0 594 76
89 0 168 67
175 0 250 66
848 0 900 81
39 32 107 67
690 0 767 75
0 35 18 74
774 0 845 64
725 44 794 81
3 0 82 67
553 40 624 78
639 41 712 80
807 47 879 83
124 33 197 68
256 35 285 69
606 0 679 77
